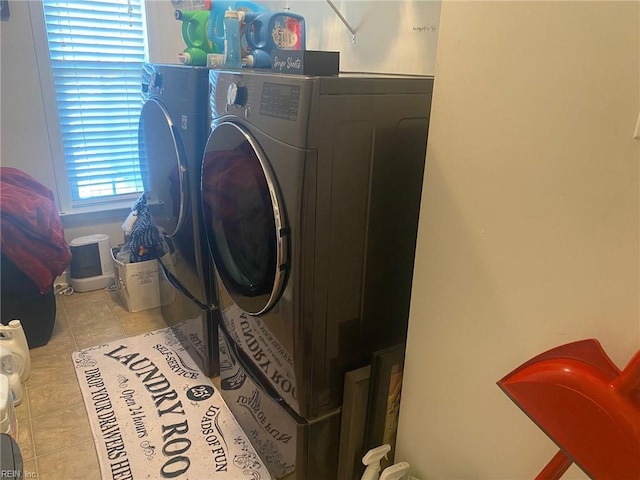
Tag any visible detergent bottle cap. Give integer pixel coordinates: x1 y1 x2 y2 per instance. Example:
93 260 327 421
243 49 271 68
379 462 411 480
224 9 239 19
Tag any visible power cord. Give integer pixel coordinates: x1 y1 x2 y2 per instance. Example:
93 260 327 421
54 284 74 296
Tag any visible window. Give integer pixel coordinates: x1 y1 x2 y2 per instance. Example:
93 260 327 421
32 0 148 211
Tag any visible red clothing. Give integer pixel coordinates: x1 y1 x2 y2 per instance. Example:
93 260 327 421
0 167 71 293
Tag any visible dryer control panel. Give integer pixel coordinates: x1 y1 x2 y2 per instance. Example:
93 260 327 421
223 79 301 121
210 70 314 149
259 82 301 121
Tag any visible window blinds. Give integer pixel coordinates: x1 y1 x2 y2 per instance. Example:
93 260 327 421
42 0 146 203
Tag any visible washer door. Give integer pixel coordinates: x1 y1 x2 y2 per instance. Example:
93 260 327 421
138 98 188 236
201 122 288 315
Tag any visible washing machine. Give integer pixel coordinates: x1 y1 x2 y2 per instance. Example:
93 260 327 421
138 63 219 376
201 70 434 479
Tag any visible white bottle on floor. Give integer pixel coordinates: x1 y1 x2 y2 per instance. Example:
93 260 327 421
0 374 18 439
380 462 411 480
0 347 23 406
361 444 391 480
0 320 31 383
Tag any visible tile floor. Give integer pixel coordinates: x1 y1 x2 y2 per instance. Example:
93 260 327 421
14 288 169 480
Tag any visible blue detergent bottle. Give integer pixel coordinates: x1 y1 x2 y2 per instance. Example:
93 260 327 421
223 9 242 68
207 1 269 53
245 11 306 52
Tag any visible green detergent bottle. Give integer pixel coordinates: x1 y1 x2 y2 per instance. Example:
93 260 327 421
175 9 216 65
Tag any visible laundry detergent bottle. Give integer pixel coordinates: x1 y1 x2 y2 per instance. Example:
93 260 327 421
223 9 243 68
0 320 31 383
176 9 216 65
245 11 305 52
207 0 269 53
0 374 18 438
0 347 23 406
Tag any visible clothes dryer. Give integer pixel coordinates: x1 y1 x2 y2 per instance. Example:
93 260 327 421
202 71 434 478
138 64 219 376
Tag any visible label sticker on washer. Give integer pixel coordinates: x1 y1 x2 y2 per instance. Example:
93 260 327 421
181 114 188 130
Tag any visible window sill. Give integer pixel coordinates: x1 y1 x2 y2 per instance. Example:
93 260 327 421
59 201 134 228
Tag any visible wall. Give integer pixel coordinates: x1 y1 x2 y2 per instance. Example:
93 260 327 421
395 1 640 478
0 0 58 199
1 0 440 246
290 0 440 75
2 1 639 476
147 0 441 74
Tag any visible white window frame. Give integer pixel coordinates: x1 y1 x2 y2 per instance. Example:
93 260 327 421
28 0 149 219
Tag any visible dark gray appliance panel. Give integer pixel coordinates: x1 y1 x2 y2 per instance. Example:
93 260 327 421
206 70 434 477
139 63 217 377
311 90 432 415
218 326 340 480
138 98 188 237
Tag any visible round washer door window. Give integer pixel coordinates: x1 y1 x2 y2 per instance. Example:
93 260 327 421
138 98 188 236
201 122 288 315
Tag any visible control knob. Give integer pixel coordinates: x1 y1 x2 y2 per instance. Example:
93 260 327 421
227 83 247 107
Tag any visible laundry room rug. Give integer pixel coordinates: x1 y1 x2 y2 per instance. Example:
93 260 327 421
72 323 271 480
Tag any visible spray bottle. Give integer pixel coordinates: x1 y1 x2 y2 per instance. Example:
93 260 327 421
0 320 30 383
361 444 391 480
380 462 411 480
